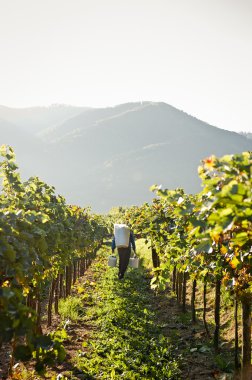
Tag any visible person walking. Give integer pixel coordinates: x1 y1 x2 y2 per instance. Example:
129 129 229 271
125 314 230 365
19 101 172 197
112 226 136 279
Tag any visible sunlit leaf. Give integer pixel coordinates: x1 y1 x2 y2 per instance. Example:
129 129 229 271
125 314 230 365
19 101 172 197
230 256 240 269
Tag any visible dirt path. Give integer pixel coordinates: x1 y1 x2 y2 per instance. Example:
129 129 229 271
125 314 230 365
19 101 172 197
153 289 224 380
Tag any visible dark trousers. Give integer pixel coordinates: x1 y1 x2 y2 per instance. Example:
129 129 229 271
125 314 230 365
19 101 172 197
118 247 131 277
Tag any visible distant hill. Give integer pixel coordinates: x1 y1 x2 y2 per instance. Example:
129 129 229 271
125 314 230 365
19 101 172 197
0 102 251 212
0 104 88 135
40 102 144 142
240 132 252 140
0 117 44 178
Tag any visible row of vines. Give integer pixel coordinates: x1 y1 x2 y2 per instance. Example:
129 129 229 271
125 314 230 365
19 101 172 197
1 144 251 378
0 145 108 373
124 151 251 379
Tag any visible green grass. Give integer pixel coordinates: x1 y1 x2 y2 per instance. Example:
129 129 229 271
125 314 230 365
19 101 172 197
135 238 153 270
72 247 181 379
58 296 85 322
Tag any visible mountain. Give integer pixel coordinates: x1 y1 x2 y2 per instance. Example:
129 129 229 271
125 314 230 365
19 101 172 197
240 132 252 140
0 104 88 135
0 102 251 212
0 117 44 179
40 102 150 142
39 102 252 211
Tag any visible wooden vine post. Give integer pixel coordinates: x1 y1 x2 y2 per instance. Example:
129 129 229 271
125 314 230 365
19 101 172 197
241 297 252 380
191 279 197 323
203 280 211 337
234 296 239 370
214 278 221 352
151 245 160 268
182 272 187 313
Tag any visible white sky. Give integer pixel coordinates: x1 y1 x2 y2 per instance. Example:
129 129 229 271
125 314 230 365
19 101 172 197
0 0 252 132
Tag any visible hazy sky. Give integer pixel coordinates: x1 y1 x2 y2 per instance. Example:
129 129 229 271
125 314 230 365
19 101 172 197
0 0 251 132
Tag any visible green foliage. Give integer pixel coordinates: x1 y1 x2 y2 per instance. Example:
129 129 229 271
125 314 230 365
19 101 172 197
74 250 181 379
58 296 85 321
32 329 67 374
127 152 252 300
125 151 251 371
215 354 233 372
197 152 252 296
12 329 68 375
0 145 108 371
1 144 251 375
14 345 33 362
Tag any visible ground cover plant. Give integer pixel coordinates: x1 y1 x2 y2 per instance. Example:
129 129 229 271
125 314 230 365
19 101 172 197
71 247 181 379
